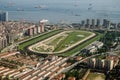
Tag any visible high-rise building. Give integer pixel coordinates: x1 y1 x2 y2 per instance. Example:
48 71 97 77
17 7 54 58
28 28 33 36
117 23 120 29
91 19 95 28
96 19 100 27
0 11 8 21
87 58 114 70
33 27 37 34
0 36 7 49
114 23 117 29
104 60 114 70
95 58 103 69
6 30 17 44
86 19 90 25
103 19 111 28
88 58 96 68
107 20 111 29
81 20 85 27
39 19 48 32
0 37 3 49
40 23 45 32
103 19 107 27
37 26 41 33
86 19 90 28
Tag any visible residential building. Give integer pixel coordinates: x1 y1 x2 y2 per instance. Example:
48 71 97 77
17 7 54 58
87 58 114 70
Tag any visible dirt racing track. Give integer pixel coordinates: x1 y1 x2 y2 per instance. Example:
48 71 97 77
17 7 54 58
28 30 96 54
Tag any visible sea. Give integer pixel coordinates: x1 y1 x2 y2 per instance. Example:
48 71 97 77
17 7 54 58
0 0 120 24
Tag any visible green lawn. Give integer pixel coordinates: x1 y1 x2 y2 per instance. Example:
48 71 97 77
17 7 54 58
19 30 63 50
49 36 63 46
58 32 103 56
54 31 92 51
87 73 105 80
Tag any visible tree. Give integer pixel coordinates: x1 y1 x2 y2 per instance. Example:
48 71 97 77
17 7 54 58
3 75 9 80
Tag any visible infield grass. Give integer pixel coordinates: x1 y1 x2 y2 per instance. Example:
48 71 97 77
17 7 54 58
57 32 103 56
54 30 91 51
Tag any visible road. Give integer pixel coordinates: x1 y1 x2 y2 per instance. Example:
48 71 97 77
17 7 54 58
73 54 99 66
62 54 100 73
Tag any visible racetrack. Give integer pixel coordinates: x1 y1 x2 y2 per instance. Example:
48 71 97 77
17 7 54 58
28 30 96 54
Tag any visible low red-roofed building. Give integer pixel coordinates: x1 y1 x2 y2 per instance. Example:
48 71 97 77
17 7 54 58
76 56 82 61
68 77 76 80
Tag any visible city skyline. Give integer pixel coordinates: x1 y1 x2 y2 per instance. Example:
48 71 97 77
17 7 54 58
0 0 120 23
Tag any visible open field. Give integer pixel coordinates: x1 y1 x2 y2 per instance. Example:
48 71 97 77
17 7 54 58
87 72 105 80
19 29 63 50
28 30 95 54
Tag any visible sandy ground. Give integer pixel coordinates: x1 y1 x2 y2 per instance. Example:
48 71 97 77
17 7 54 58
87 76 105 80
87 73 105 80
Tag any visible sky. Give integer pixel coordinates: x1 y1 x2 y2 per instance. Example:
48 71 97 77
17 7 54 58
0 0 120 11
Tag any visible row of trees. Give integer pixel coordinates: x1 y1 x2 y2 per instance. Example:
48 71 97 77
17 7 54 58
100 31 120 50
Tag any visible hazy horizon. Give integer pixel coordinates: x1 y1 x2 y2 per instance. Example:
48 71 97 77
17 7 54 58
0 0 120 23
0 0 120 11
